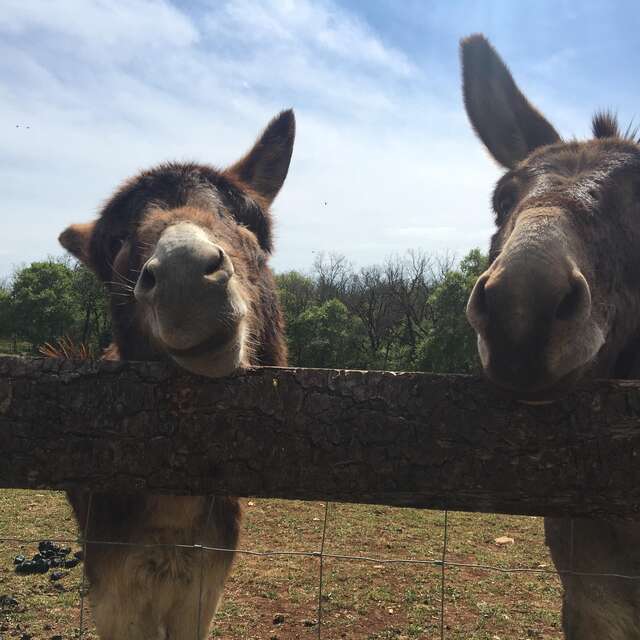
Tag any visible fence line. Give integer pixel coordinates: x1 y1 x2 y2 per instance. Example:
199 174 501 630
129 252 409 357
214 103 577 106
5 508 640 639
5 356 640 636
4 355 640 518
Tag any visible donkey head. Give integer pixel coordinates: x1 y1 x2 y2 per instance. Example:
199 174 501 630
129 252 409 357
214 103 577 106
59 111 294 376
462 35 640 399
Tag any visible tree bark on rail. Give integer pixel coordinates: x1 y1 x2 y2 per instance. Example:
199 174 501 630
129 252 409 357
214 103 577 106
2 355 640 518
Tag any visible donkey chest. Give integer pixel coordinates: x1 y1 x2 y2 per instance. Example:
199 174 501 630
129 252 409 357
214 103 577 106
127 496 213 582
126 497 211 582
142 495 209 530
130 541 199 585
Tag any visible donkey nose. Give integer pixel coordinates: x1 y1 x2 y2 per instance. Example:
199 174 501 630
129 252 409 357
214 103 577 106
467 265 591 336
466 256 592 389
134 242 231 303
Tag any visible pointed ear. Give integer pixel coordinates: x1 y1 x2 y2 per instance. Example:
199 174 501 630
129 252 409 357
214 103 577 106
59 222 96 267
225 109 295 205
461 34 560 169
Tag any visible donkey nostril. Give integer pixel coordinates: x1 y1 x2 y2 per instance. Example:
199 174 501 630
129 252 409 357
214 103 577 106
139 264 156 292
556 286 580 320
555 273 590 321
467 273 490 329
474 278 488 315
203 249 224 276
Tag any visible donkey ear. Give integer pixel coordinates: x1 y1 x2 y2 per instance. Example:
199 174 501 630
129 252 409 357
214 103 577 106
225 109 295 205
461 34 560 169
59 222 96 267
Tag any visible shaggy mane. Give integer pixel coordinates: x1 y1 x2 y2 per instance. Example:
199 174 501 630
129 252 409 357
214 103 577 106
592 110 640 142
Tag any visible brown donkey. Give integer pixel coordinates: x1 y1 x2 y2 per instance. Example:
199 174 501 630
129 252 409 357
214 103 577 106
58 110 294 639
461 34 640 639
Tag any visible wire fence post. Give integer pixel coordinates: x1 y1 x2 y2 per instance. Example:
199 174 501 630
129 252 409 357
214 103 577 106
78 492 93 639
197 497 217 640
566 518 575 640
440 510 449 640
317 502 330 639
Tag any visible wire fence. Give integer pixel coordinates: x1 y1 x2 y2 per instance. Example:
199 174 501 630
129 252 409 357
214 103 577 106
3 495 640 639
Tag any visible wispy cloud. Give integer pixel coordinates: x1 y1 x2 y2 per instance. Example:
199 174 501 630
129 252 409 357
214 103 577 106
0 0 197 51
0 0 513 277
205 0 416 78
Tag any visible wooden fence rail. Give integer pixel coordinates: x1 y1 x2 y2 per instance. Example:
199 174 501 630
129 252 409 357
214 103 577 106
1 355 640 518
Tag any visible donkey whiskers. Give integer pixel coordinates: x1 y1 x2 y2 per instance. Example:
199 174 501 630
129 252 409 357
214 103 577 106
106 258 138 287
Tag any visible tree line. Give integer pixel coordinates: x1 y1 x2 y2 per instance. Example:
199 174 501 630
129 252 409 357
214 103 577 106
0 249 487 373
0 259 111 356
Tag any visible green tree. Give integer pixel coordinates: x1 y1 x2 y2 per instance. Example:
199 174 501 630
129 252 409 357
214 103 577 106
287 298 366 368
1 259 111 353
0 248 489 371
276 271 317 326
71 263 110 349
9 260 79 348
0 281 12 343
459 248 488 280
415 249 488 374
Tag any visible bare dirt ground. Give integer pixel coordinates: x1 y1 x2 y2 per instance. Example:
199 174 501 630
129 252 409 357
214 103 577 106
0 490 563 639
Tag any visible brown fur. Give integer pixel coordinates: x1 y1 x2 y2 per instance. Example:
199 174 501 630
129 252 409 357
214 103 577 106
462 35 640 638
58 110 294 639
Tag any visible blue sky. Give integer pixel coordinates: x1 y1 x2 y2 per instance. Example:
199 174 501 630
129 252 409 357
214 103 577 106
2 0 640 278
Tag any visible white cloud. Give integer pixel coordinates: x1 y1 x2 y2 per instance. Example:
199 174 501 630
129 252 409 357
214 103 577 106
205 0 416 78
389 227 459 238
0 0 500 279
0 0 198 51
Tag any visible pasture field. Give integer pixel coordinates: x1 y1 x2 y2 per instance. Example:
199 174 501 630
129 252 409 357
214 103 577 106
0 491 562 639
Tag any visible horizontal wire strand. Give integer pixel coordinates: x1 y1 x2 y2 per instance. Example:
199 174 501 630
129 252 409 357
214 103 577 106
2 535 639 581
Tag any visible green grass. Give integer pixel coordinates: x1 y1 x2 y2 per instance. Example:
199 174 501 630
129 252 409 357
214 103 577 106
0 491 563 639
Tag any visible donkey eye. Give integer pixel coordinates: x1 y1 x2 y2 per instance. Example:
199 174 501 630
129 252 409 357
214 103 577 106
496 191 517 218
499 195 515 214
109 237 125 256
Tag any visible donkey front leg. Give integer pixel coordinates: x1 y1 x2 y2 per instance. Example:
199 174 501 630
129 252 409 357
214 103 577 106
545 518 640 640
89 546 234 640
165 560 232 640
